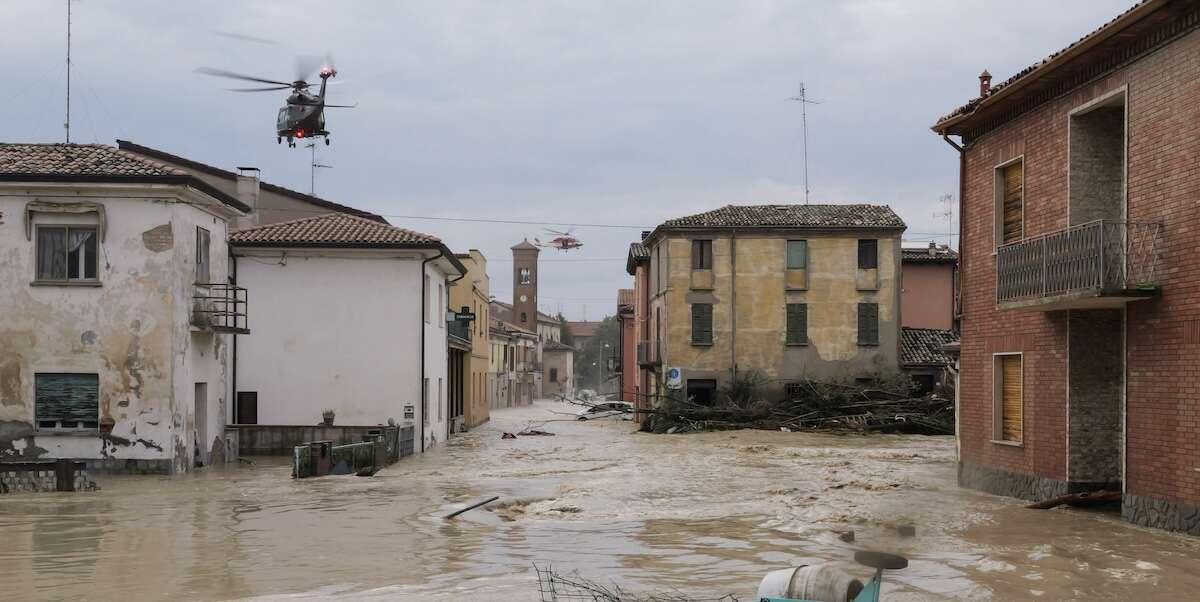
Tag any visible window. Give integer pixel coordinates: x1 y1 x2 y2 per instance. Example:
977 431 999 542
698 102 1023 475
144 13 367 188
423 377 430 425
35 373 98 430
691 303 713 345
549 367 558 382
994 354 1023 442
519 267 532 284
691 239 713 270
424 275 431 323
438 378 444 422
786 240 807 269
236 392 258 425
786 303 808 345
36 226 97 282
195 226 211 283
997 159 1024 246
520 312 528 324
857 239 878 270
857 303 878 346
686 379 717 405
438 284 445 328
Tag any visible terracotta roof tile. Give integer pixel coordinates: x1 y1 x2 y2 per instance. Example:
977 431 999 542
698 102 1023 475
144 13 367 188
617 288 635 308
0 143 186 177
658 204 905 230
901 328 959 367
229 212 440 246
902 244 958 263
567 321 600 338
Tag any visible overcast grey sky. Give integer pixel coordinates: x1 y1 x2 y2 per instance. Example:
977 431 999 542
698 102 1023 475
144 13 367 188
4 0 1133 320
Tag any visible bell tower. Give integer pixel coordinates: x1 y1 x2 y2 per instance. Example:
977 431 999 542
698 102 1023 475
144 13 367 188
512 239 540 329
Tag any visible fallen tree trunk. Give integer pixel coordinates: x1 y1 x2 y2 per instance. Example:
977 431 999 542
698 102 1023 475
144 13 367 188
1026 490 1121 510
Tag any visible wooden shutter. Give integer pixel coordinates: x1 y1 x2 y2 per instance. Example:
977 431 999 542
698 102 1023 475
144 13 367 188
857 303 878 345
1000 355 1023 441
857 239 878 269
786 303 807 345
692 240 712 270
692 303 713 345
1002 162 1024 245
787 240 807 269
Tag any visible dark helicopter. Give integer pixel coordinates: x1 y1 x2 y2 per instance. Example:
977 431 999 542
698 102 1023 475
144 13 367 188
197 56 355 147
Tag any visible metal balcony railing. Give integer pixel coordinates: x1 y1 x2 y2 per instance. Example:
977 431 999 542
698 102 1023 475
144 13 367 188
996 220 1161 305
636 341 660 366
447 318 471 343
192 283 249 334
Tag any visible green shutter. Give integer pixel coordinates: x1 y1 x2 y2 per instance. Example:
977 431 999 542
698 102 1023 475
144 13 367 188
787 240 807 269
35 373 99 428
692 303 713 345
857 303 878 345
786 303 807 345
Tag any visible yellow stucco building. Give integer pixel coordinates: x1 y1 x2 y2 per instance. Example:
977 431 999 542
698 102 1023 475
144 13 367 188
450 250 491 427
640 204 905 403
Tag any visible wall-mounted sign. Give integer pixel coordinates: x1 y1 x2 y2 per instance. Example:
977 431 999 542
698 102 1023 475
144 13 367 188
665 367 682 390
457 306 477 322
404 404 415 420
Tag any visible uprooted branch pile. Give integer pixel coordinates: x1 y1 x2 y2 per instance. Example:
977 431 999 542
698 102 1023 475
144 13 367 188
642 377 953 436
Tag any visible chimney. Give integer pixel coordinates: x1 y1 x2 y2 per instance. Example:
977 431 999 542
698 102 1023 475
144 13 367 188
235 167 260 230
929 241 937 256
979 70 992 97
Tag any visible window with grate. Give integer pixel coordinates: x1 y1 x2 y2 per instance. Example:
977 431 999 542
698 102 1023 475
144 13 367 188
857 303 878 346
35 373 98 430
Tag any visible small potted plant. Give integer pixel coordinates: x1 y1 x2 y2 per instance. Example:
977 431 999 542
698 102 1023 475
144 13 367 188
321 409 336 426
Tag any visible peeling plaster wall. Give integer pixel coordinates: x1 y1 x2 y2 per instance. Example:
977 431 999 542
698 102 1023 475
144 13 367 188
652 232 902 399
0 190 232 473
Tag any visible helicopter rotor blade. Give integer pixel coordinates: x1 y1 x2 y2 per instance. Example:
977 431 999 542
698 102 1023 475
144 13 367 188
227 85 294 92
196 67 292 87
295 55 323 82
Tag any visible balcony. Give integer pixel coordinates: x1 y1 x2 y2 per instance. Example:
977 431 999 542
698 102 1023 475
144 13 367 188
447 318 471 346
996 220 1161 311
636 341 660 367
192 283 249 334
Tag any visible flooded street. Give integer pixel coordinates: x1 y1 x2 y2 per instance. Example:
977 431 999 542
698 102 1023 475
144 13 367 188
2 400 1198 601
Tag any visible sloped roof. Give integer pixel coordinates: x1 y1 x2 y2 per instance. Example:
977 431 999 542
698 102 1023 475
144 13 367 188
902 244 958 264
901 328 959 367
617 288 635 308
0 143 249 212
543 340 574 352
654 204 905 234
932 0 1184 135
116 140 387 222
626 241 650 275
230 212 439 246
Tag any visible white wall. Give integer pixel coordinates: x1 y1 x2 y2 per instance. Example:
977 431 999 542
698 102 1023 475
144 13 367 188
234 250 453 452
0 187 233 472
422 260 451 449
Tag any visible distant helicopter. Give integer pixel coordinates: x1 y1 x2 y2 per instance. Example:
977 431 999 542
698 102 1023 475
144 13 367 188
534 228 584 251
197 56 355 147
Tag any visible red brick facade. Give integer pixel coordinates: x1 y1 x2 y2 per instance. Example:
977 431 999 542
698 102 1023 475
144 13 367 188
947 8 1200 531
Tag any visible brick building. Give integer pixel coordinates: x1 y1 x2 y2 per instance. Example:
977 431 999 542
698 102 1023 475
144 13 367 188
933 0 1200 534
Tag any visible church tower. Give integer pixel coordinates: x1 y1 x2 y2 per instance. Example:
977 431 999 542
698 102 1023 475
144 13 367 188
512 239 540 329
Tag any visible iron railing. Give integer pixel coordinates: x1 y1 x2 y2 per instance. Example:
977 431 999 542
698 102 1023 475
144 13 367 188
448 318 471 343
996 220 1160 304
636 341 660 366
192 283 249 334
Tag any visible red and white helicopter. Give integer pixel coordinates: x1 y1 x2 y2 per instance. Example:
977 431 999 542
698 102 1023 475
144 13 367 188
534 228 584 251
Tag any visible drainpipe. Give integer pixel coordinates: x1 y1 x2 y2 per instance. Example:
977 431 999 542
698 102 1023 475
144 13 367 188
943 134 965 333
730 229 737 379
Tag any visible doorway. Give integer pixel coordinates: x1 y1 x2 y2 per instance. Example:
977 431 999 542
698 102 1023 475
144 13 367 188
194 382 208 467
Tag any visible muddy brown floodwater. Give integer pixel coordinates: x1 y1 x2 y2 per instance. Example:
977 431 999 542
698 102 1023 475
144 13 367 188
2 400 1199 601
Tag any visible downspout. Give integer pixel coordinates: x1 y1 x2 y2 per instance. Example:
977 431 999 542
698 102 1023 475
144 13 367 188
730 229 737 379
942 134 965 463
420 254 435 453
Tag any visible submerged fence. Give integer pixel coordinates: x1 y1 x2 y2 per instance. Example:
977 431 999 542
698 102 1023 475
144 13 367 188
292 425 414 479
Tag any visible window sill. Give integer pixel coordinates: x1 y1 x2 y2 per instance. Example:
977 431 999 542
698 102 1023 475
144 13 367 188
35 429 100 437
691 342 713 347
30 280 101 287
990 439 1023 447
857 342 879 347
785 287 808 292
785 342 809 347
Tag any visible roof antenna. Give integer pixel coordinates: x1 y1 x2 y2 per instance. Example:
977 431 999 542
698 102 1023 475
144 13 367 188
65 0 72 143
304 141 332 195
934 193 955 248
789 81 820 205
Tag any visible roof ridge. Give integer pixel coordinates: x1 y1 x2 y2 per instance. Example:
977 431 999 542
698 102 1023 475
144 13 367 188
233 212 342 233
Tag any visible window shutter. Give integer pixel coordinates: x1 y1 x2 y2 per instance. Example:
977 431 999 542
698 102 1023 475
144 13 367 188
692 303 713 345
857 239 878 269
1002 162 1024 244
1001 355 1023 441
692 240 702 269
35 373 99 428
786 303 807 345
787 240 807 269
857 303 878 345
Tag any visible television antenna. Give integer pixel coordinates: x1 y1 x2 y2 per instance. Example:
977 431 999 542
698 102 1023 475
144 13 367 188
304 141 332 195
65 0 73 142
933 193 954 247
788 81 820 205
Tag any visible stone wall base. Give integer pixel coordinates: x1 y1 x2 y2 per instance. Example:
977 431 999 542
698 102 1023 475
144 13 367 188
958 461 1069 502
85 458 172 475
1123 492 1200 535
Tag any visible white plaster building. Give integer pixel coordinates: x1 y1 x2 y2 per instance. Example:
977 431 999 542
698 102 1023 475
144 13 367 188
229 213 464 452
0 144 249 473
